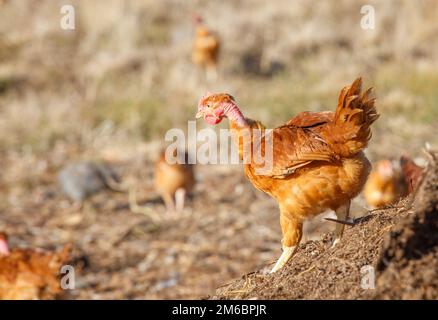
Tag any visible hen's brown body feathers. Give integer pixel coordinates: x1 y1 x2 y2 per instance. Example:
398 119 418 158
245 154 370 221
192 24 220 79
0 236 71 300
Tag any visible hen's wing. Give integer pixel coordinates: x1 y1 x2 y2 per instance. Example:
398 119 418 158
252 124 339 178
286 111 334 127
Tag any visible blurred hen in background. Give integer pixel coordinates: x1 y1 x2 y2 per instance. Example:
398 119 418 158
0 233 71 300
129 149 195 217
364 159 407 208
400 155 425 193
192 14 220 81
154 149 195 214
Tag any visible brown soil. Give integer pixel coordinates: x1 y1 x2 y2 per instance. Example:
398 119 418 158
213 153 438 300
1 145 283 299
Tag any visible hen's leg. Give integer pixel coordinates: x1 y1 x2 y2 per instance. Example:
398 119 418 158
270 214 303 273
175 188 186 213
332 200 351 247
162 192 175 214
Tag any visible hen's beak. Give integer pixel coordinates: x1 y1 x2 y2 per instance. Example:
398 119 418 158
195 111 203 119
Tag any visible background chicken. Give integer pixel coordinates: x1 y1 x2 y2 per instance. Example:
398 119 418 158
130 149 195 217
196 78 379 272
364 159 407 208
400 155 425 193
154 149 195 214
192 15 220 81
0 233 71 300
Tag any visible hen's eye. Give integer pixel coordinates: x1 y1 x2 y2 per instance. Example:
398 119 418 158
206 104 211 108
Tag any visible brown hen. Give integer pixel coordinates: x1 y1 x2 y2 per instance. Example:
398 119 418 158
364 160 407 208
192 15 220 81
0 233 71 300
154 149 195 214
400 155 424 193
196 78 379 272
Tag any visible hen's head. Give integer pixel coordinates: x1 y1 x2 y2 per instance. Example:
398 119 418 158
376 159 395 180
196 93 237 125
0 232 10 255
192 14 204 25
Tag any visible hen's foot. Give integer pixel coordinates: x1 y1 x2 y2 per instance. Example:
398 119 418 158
270 246 297 273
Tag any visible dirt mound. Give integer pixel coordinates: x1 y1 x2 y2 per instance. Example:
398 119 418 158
213 153 438 300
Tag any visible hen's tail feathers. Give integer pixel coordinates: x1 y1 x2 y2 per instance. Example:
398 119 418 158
326 77 379 157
